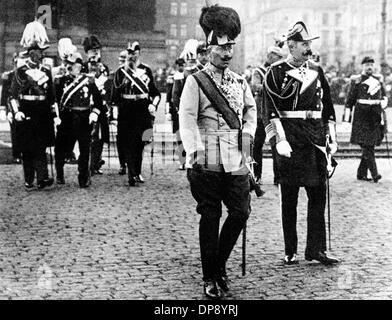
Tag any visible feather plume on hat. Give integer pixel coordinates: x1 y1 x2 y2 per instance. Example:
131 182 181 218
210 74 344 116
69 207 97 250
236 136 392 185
199 3 241 46
20 20 49 51
58 38 77 60
180 39 199 61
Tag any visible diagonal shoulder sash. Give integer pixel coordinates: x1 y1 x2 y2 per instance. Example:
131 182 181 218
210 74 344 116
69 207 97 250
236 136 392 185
193 70 241 130
121 68 149 95
61 75 90 107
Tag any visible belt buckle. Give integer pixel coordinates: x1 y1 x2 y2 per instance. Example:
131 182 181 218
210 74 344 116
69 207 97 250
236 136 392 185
305 110 313 119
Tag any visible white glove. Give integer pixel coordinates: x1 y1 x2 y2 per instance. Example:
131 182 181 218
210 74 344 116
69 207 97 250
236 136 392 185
276 140 292 158
381 97 388 109
165 113 172 121
15 111 25 122
54 117 62 126
7 112 13 123
0 109 6 122
89 112 98 124
148 104 156 116
329 142 338 155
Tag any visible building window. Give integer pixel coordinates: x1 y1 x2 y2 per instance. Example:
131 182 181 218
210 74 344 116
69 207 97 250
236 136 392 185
170 2 178 16
335 13 342 26
180 24 187 38
170 24 177 37
322 13 329 26
170 46 178 59
180 3 187 16
335 31 342 47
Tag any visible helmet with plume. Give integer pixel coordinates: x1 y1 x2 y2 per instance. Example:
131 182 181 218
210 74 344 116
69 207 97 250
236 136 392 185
20 20 49 51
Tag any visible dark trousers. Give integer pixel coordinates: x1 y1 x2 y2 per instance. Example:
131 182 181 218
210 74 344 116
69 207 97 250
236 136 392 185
116 133 126 168
22 145 49 184
280 183 327 256
90 128 104 171
187 169 250 281
253 125 266 180
55 113 91 185
271 146 279 184
358 145 378 179
10 121 22 159
123 127 145 180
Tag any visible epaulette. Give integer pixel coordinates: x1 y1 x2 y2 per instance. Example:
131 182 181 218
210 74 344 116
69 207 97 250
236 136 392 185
173 71 184 81
1 71 11 80
139 62 150 70
270 60 285 68
350 74 361 84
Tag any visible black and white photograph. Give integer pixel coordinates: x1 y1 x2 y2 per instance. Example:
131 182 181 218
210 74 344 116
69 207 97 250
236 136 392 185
0 0 391 307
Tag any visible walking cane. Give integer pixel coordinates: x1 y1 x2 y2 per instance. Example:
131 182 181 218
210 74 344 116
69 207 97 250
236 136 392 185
242 222 246 276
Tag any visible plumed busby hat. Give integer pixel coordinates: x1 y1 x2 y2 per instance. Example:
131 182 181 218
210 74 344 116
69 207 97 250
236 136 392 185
180 39 199 61
199 3 241 46
361 56 375 64
83 35 101 53
58 38 77 60
286 21 319 42
127 41 141 53
20 20 49 51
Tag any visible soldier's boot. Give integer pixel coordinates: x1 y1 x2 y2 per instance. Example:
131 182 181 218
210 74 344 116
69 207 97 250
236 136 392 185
56 167 65 185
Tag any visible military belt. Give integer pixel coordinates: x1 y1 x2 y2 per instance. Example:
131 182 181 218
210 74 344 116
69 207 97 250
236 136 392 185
121 93 149 100
357 99 381 105
19 95 46 101
280 110 322 120
70 106 90 111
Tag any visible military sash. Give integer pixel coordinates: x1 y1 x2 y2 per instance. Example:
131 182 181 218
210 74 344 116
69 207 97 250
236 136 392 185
121 68 149 95
193 71 241 130
60 75 89 107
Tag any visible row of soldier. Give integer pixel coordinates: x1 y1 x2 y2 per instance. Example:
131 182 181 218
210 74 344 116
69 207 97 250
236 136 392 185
0 20 160 189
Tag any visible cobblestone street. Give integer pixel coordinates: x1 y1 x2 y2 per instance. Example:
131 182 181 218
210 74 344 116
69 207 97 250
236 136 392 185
0 157 391 300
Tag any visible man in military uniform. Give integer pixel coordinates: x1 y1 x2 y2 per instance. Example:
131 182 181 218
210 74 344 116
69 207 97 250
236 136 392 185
83 35 110 176
54 52 103 188
165 57 185 136
179 4 256 299
263 21 339 265
0 53 24 163
53 38 78 164
251 45 284 184
343 56 388 182
172 40 207 170
114 50 128 175
9 20 60 189
111 41 161 186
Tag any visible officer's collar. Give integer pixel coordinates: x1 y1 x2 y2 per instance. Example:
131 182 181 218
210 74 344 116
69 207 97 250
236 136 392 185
206 62 229 75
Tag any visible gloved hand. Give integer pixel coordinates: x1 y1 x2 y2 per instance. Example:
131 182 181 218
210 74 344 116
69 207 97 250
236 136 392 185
7 112 13 123
329 142 338 155
15 111 26 122
0 109 6 122
54 117 62 126
148 104 156 116
89 112 98 124
239 132 254 159
165 113 172 122
276 140 292 158
381 97 388 109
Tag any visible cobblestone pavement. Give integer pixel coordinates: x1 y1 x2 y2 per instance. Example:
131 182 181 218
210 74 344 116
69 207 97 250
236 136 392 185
0 156 391 300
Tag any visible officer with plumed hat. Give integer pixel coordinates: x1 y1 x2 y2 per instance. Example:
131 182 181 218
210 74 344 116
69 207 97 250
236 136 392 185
262 21 339 265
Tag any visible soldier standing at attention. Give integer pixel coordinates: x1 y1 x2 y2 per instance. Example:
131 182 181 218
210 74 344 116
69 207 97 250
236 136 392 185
262 21 339 265
179 4 256 299
9 20 61 190
343 56 388 183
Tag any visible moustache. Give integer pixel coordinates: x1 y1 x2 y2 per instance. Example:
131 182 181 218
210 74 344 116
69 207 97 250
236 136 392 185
222 57 232 62
303 49 313 56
